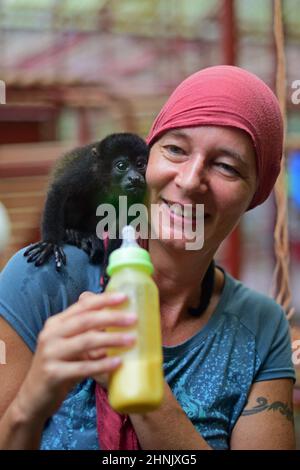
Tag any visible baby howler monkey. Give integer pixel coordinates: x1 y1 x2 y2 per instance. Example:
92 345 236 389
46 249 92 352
24 133 149 271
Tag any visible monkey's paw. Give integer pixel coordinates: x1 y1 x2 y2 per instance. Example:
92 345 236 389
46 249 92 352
81 235 105 264
24 242 66 271
64 230 104 264
64 229 82 248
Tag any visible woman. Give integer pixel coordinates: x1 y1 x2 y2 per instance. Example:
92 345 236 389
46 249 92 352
0 66 295 450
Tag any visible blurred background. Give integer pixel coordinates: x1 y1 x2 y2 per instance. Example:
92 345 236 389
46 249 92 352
0 0 299 448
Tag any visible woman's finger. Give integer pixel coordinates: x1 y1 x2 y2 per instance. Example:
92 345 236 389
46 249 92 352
53 310 137 339
78 291 94 301
77 292 128 313
63 292 128 317
44 292 129 331
45 356 123 383
51 330 136 360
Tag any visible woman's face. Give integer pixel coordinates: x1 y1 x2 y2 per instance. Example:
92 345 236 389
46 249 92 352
146 125 257 252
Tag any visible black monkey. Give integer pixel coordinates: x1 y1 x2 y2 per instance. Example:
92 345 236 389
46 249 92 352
24 133 149 272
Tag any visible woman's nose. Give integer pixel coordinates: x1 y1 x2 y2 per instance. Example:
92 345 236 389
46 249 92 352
174 158 208 195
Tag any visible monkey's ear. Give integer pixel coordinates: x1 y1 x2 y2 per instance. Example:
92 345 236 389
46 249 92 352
91 147 100 157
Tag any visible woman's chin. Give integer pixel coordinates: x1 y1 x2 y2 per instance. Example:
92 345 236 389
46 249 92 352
151 223 204 252
165 238 194 252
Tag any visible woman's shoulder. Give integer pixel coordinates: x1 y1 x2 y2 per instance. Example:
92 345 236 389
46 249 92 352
0 244 99 285
0 245 102 352
222 269 287 332
222 270 293 375
0 244 103 306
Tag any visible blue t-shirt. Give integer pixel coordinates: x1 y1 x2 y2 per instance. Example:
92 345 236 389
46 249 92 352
0 246 295 450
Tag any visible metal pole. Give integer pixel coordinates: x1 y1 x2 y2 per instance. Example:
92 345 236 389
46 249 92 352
221 0 236 65
220 0 241 279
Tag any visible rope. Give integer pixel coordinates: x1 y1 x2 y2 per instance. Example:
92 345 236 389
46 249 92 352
271 0 295 320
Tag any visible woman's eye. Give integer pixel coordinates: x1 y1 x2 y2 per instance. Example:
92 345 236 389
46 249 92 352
215 162 239 176
164 145 185 155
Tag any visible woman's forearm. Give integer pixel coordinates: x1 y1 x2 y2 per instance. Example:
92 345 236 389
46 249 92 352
0 395 45 450
129 383 212 450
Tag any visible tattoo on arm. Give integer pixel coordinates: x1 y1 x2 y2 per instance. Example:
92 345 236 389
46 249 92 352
242 396 294 422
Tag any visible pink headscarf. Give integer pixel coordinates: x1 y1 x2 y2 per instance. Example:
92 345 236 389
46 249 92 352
146 65 283 210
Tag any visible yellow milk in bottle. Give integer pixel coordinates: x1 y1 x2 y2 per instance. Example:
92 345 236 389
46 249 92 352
106 225 164 414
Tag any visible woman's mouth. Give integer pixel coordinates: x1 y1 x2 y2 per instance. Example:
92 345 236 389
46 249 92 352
160 198 209 222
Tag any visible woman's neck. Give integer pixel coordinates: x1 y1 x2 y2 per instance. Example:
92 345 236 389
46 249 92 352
148 238 218 328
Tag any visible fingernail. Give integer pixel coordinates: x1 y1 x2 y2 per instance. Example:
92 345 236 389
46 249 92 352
111 293 127 301
110 357 122 366
123 313 137 323
79 291 94 300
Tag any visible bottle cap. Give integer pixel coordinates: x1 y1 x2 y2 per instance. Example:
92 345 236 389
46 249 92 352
107 225 153 276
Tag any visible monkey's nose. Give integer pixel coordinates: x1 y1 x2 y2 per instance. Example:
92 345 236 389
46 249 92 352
129 176 142 184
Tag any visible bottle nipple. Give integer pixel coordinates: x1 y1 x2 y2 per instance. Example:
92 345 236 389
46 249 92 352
107 225 153 275
120 225 139 249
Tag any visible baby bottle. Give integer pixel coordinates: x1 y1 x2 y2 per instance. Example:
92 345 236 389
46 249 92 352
106 225 164 413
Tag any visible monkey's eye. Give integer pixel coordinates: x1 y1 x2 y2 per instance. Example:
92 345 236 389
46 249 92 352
136 159 147 171
115 161 129 171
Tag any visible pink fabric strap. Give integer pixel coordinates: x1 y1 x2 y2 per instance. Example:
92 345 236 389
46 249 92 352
96 385 141 450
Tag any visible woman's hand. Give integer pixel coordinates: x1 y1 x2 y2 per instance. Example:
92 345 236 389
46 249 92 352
78 291 115 389
15 292 136 423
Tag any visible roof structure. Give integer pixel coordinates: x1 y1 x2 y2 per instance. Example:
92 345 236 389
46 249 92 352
0 0 299 98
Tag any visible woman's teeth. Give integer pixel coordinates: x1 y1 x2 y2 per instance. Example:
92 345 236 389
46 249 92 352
162 199 197 219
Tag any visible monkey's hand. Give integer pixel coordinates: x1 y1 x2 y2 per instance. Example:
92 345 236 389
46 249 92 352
24 241 66 271
82 234 105 264
64 229 83 248
64 229 105 264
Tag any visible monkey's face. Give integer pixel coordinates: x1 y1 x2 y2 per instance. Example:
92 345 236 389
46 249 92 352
93 133 149 205
111 154 147 196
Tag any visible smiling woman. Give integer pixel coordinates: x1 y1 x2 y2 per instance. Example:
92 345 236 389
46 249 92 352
126 65 295 450
0 65 296 451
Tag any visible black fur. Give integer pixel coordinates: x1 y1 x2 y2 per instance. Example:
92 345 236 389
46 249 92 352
24 133 149 271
